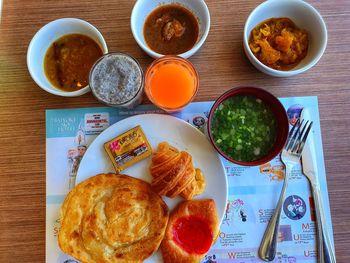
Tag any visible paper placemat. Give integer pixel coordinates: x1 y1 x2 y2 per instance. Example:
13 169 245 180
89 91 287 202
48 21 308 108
46 96 334 263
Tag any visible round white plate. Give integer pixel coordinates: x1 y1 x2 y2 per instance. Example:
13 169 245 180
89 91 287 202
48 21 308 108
77 113 227 262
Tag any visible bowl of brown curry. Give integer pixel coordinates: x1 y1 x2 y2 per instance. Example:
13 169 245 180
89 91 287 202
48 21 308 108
131 0 210 59
27 18 108 96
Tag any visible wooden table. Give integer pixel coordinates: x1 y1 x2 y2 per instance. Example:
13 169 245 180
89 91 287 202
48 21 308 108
0 0 349 262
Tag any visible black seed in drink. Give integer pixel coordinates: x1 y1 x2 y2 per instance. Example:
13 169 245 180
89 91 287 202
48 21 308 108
90 53 144 108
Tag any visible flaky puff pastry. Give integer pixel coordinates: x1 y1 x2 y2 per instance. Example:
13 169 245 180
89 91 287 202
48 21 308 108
161 199 220 263
58 173 169 263
150 142 206 199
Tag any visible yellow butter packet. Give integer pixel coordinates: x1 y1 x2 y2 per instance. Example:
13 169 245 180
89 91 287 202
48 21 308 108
104 125 152 173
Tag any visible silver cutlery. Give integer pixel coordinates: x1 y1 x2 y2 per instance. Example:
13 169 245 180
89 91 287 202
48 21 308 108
301 109 336 263
259 118 313 261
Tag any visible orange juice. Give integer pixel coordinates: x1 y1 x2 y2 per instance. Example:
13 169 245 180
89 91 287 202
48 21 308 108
145 56 198 112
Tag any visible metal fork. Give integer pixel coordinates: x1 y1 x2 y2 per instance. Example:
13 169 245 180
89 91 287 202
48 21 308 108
258 119 313 261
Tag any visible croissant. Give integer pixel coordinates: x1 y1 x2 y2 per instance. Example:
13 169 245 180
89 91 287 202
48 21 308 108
150 142 206 199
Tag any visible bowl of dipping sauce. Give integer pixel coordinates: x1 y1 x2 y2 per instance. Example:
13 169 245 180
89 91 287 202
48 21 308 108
144 56 198 112
243 0 327 77
89 53 144 109
207 87 289 166
27 18 108 96
131 0 210 59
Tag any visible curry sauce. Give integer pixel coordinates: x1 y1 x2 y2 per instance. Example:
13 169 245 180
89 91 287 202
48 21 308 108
44 34 103 92
144 4 199 55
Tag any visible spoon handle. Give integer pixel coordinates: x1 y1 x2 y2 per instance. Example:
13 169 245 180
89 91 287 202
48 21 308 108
258 164 290 261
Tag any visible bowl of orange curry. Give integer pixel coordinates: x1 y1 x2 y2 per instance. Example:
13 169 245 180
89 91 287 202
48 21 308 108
243 0 327 77
27 18 108 97
131 0 210 59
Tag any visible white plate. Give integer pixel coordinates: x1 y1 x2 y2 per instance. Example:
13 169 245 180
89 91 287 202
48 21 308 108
77 114 227 262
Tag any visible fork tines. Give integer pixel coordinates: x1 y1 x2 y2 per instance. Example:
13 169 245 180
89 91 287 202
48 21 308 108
285 118 313 154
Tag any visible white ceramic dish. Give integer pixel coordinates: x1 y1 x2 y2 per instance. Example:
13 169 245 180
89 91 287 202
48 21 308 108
131 0 210 59
77 114 227 262
243 0 327 77
27 18 108 97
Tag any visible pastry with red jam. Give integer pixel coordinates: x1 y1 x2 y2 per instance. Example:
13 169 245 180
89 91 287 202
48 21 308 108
161 199 219 263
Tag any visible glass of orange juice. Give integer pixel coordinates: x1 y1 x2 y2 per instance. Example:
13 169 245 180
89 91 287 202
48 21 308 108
145 56 199 112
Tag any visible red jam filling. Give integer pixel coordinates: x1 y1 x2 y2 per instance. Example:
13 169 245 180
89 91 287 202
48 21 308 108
172 215 213 254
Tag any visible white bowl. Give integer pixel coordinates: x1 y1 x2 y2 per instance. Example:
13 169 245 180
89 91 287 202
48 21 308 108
243 0 327 77
27 18 108 97
131 0 210 59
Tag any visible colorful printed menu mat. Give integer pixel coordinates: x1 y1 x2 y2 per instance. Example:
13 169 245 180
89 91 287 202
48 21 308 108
46 96 334 263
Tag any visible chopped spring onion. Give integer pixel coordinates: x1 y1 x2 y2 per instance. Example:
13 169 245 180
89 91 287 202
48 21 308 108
211 95 277 162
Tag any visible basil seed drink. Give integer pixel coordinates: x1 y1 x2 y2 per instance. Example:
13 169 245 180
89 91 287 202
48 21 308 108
89 53 144 109
211 95 277 162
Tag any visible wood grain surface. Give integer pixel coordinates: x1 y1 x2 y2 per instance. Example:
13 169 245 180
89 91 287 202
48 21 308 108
0 0 349 262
